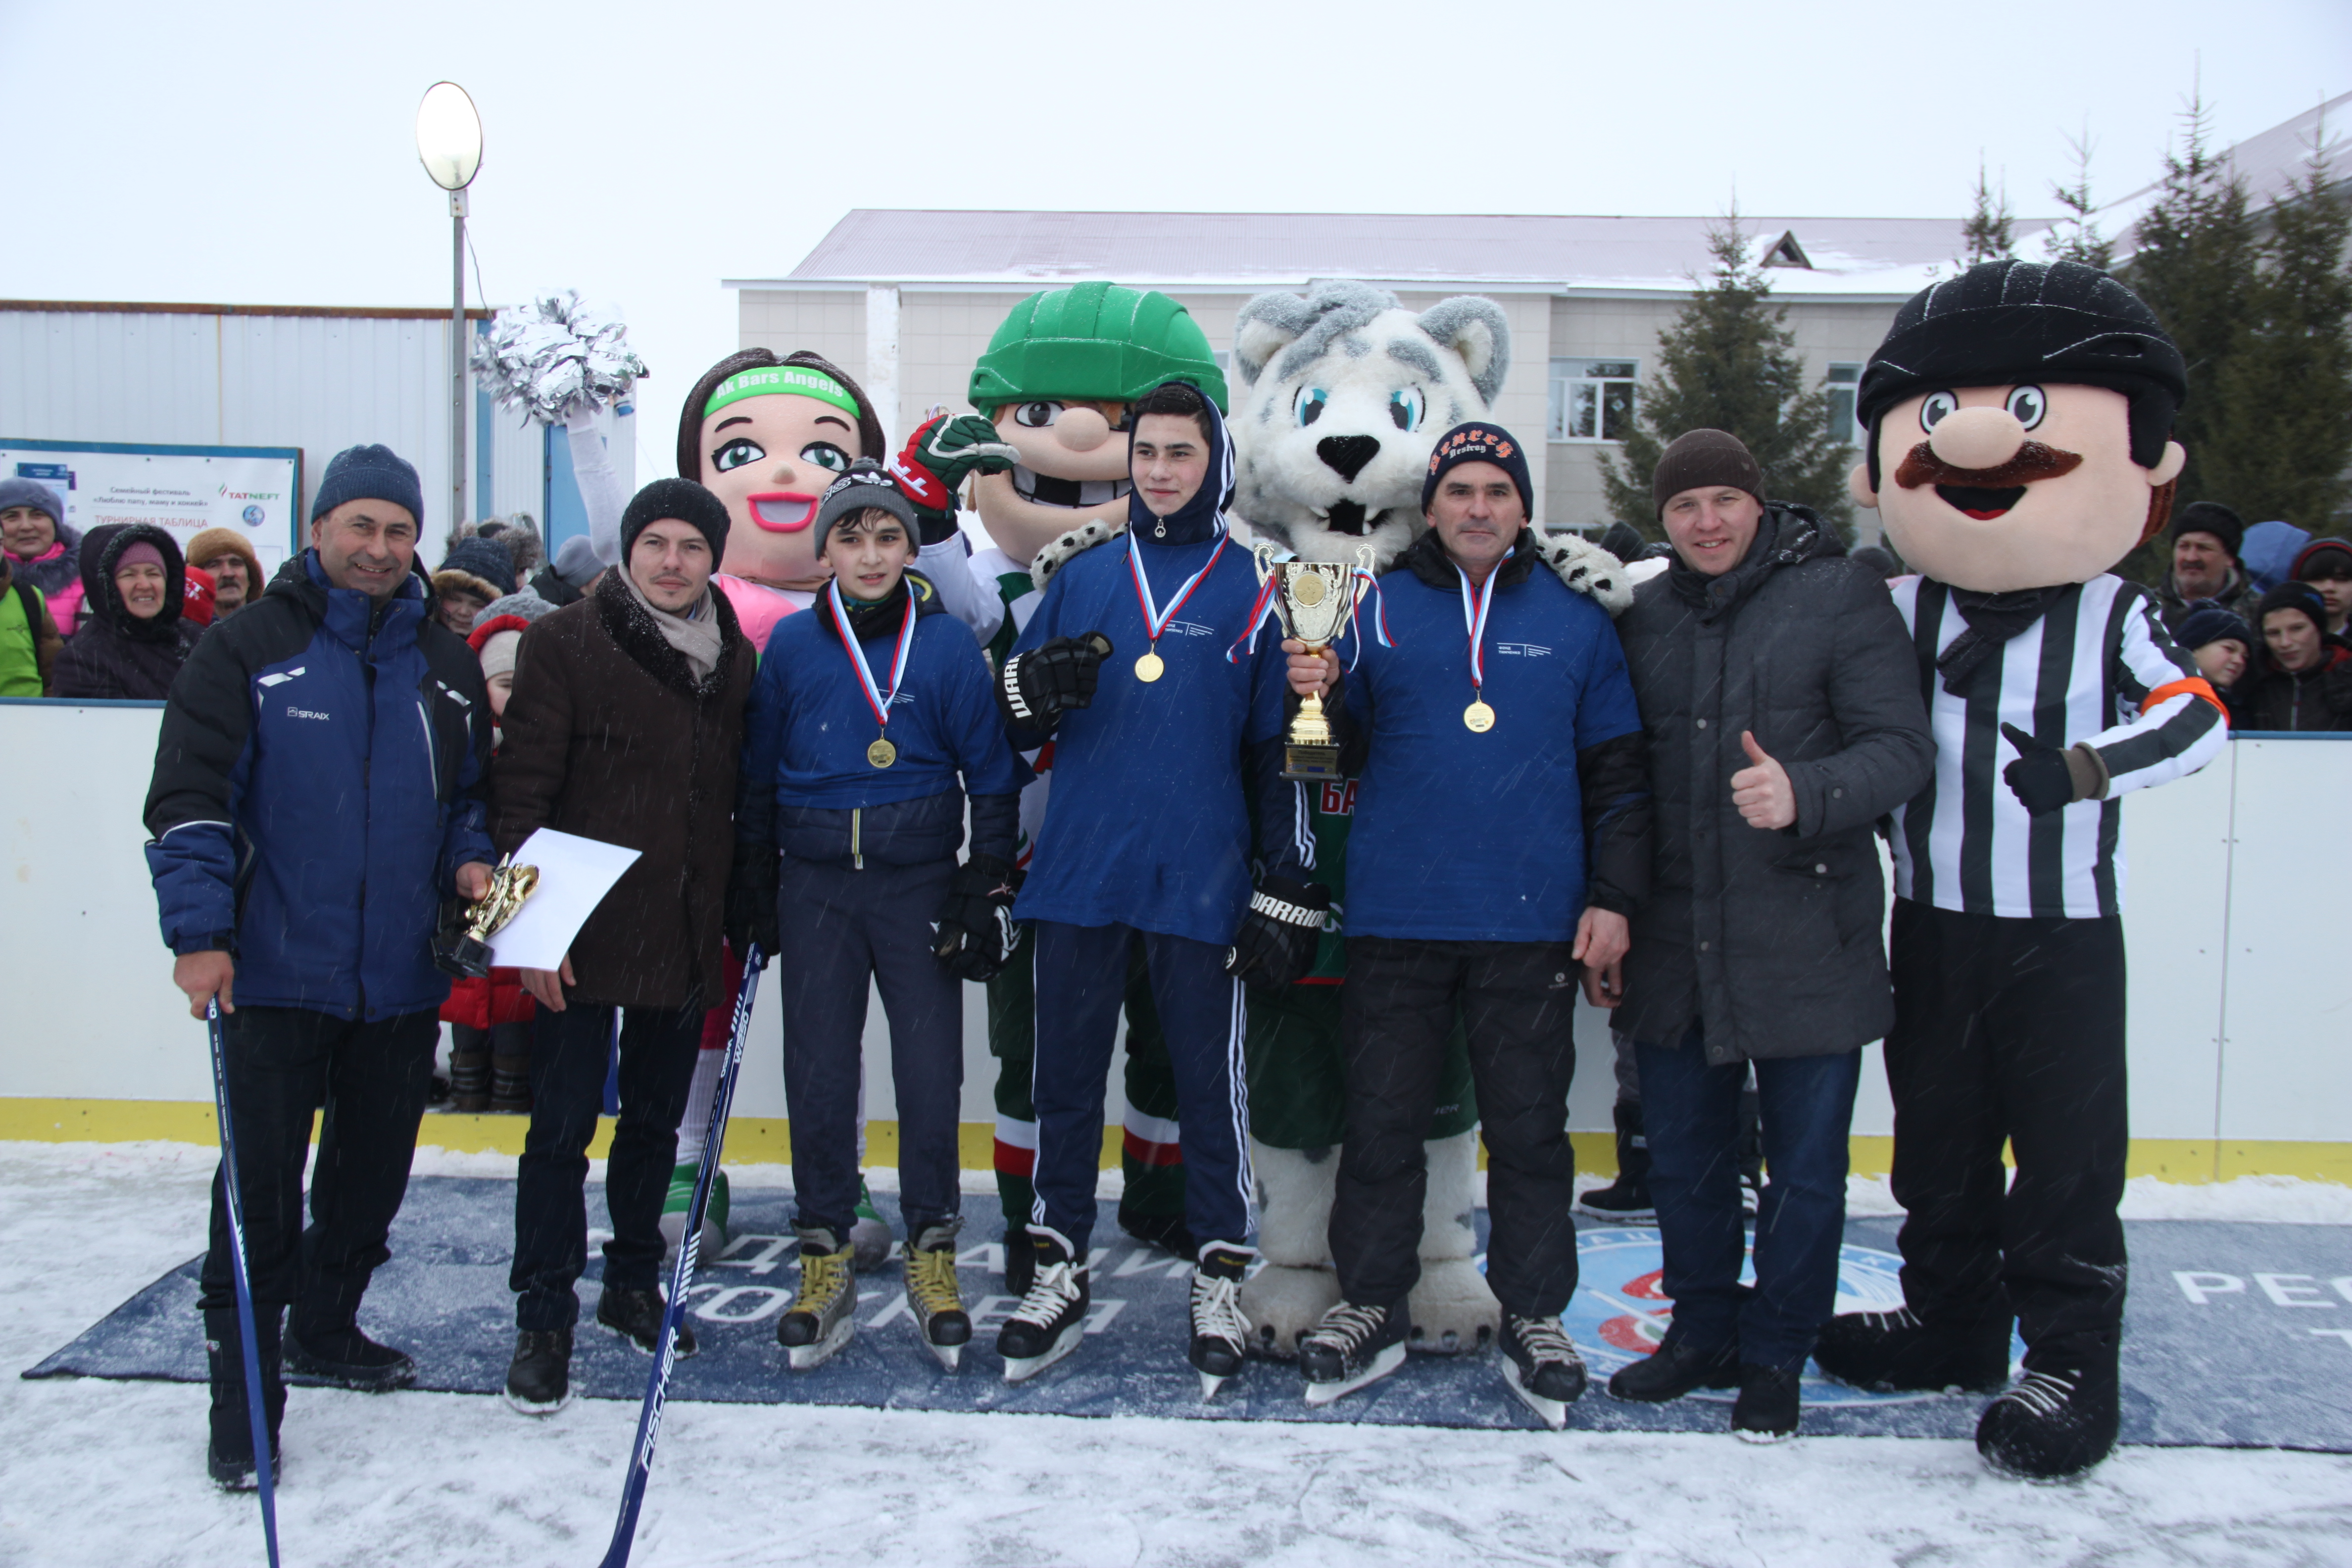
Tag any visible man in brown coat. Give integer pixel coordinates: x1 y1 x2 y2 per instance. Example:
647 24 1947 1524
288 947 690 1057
491 478 757 1413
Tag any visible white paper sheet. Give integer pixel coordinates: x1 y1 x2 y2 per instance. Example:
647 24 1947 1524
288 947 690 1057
485 828 642 972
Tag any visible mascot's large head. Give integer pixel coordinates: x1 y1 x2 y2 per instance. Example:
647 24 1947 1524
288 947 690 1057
677 348 887 593
1230 283 1510 565
1851 259 2187 593
967 282 1226 569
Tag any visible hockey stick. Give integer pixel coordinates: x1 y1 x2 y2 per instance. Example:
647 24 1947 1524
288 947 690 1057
596 943 764 1568
206 999 281 1568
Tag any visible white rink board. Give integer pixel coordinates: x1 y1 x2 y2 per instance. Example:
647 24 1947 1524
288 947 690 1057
0 699 2339 1144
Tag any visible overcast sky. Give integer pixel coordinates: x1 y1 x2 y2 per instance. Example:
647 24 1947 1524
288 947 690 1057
5 0 2344 476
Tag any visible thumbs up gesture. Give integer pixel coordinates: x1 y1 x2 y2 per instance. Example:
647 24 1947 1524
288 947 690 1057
1730 730 1796 831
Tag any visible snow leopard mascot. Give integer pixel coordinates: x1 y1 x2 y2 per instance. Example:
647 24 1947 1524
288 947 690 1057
1224 282 1633 1357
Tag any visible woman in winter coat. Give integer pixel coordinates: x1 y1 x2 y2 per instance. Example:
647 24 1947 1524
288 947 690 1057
0 478 87 636
51 523 204 700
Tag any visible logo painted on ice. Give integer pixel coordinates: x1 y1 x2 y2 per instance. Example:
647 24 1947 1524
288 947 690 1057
1557 1228 2021 1406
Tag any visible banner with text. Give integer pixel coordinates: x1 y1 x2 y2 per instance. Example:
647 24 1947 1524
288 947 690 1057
1 440 303 576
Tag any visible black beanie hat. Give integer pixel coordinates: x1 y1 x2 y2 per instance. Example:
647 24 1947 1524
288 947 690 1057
620 478 731 562
2293 537 2352 582
1857 259 2187 487
1421 423 1533 520
2170 500 2245 561
2256 580 2328 638
2175 599 2255 653
1651 429 1765 517
813 459 919 546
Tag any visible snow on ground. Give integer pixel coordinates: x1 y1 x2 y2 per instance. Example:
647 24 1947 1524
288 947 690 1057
3 1140 2350 1568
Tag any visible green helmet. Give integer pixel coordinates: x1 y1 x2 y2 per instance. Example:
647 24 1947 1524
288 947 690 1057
969 281 1227 413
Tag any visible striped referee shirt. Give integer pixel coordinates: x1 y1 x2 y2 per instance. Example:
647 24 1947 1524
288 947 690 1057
1890 575 2227 919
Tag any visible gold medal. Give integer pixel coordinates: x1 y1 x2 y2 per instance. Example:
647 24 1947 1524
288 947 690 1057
1464 699 1496 733
867 736 897 768
1135 650 1165 683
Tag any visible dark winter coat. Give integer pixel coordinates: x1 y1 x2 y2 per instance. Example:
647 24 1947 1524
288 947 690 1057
52 523 203 700
2156 566 2258 637
1611 505 1934 1064
491 567 757 1010
144 551 496 1019
2232 637 2352 732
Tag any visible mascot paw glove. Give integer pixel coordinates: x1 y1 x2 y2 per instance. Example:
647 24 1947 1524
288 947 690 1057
999 633 1113 727
1999 723 2084 816
933 854 1024 982
1225 875 1331 992
892 414 1022 545
724 838 781 968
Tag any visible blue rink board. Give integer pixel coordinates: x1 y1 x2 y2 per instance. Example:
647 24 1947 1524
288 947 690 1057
24 1177 2352 1447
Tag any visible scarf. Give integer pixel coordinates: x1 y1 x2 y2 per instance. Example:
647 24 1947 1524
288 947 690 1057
621 563 724 681
1936 586 2065 693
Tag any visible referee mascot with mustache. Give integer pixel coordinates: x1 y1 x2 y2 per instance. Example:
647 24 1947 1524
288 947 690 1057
1813 260 2228 1480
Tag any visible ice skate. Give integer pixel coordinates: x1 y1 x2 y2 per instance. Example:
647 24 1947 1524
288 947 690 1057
1188 1243 1252 1399
1977 1361 2119 1482
658 1163 729 1261
905 1223 972 1372
850 1177 893 1270
1299 1299 1408 1407
503 1327 573 1417
1498 1313 1587 1429
1814 1304 2011 1394
776 1228 857 1371
998 1229 1088 1383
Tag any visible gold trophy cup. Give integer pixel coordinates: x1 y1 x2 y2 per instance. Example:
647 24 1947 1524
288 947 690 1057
434 854 541 980
1253 542 1373 782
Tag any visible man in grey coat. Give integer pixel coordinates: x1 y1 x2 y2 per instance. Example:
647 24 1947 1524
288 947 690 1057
1602 429 1932 1439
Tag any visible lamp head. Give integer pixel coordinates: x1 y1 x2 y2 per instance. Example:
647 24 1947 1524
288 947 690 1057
414 81 482 192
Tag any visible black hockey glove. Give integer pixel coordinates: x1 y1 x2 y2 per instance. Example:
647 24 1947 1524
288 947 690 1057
1224 875 1331 993
724 838 781 968
933 854 1024 983
1999 722 2082 817
998 633 1114 728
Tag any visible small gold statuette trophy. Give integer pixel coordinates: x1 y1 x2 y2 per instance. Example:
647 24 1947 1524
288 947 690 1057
1254 542 1373 782
434 854 540 980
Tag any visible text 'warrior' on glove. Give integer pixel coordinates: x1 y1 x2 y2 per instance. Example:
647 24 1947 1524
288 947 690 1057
997 633 1114 731
1224 874 1331 993
890 414 1021 546
933 854 1024 983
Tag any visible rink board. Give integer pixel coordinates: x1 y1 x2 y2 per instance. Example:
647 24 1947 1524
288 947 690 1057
23 1178 2352 1448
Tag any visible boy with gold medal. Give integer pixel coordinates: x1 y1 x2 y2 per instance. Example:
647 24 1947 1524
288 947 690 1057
732 461 1030 1371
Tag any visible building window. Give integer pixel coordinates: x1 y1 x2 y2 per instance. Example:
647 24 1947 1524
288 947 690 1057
1826 362 1864 447
1549 358 1638 442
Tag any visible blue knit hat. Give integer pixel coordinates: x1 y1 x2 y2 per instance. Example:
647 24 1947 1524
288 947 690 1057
2174 599 2254 653
0 476 65 524
312 443 424 525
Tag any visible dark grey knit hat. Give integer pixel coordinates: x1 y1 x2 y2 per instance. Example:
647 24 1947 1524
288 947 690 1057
1651 429 1765 517
813 460 918 546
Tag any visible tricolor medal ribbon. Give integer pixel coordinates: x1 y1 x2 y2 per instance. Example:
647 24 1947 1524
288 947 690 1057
1456 563 1497 733
1128 529 1227 684
827 580 917 767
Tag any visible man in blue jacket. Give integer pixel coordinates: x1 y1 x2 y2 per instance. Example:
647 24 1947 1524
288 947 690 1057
145 443 495 1489
1292 423 1651 1427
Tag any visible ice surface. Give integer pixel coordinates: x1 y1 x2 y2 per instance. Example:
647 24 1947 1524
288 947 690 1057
4 1141 2350 1568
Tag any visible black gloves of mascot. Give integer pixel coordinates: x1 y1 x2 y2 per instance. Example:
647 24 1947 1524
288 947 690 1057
934 854 1024 982
2000 723 2091 817
1225 874 1332 992
998 633 1114 729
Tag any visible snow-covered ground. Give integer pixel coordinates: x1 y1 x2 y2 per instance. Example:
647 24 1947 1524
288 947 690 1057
3 1140 2350 1568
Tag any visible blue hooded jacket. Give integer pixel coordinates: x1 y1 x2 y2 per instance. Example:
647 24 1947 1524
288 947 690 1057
144 551 495 1019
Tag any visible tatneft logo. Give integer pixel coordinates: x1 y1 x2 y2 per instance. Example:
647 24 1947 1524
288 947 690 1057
219 488 283 501
286 706 330 721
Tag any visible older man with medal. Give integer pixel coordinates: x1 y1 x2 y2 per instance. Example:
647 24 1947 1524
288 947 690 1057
1282 422 1652 1426
993 378 1325 1393
732 461 1031 1372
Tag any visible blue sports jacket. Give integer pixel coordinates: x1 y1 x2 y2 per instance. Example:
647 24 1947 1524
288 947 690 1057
144 552 495 1019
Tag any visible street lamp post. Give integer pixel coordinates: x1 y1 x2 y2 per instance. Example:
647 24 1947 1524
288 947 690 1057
415 82 484 542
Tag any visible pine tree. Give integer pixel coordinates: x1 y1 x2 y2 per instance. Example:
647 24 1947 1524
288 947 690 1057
2124 91 2259 508
1959 159 2016 266
2045 126 2115 272
1597 213 1858 542
2204 135 2352 534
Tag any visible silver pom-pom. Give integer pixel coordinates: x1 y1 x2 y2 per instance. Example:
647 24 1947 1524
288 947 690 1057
470 291 647 424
